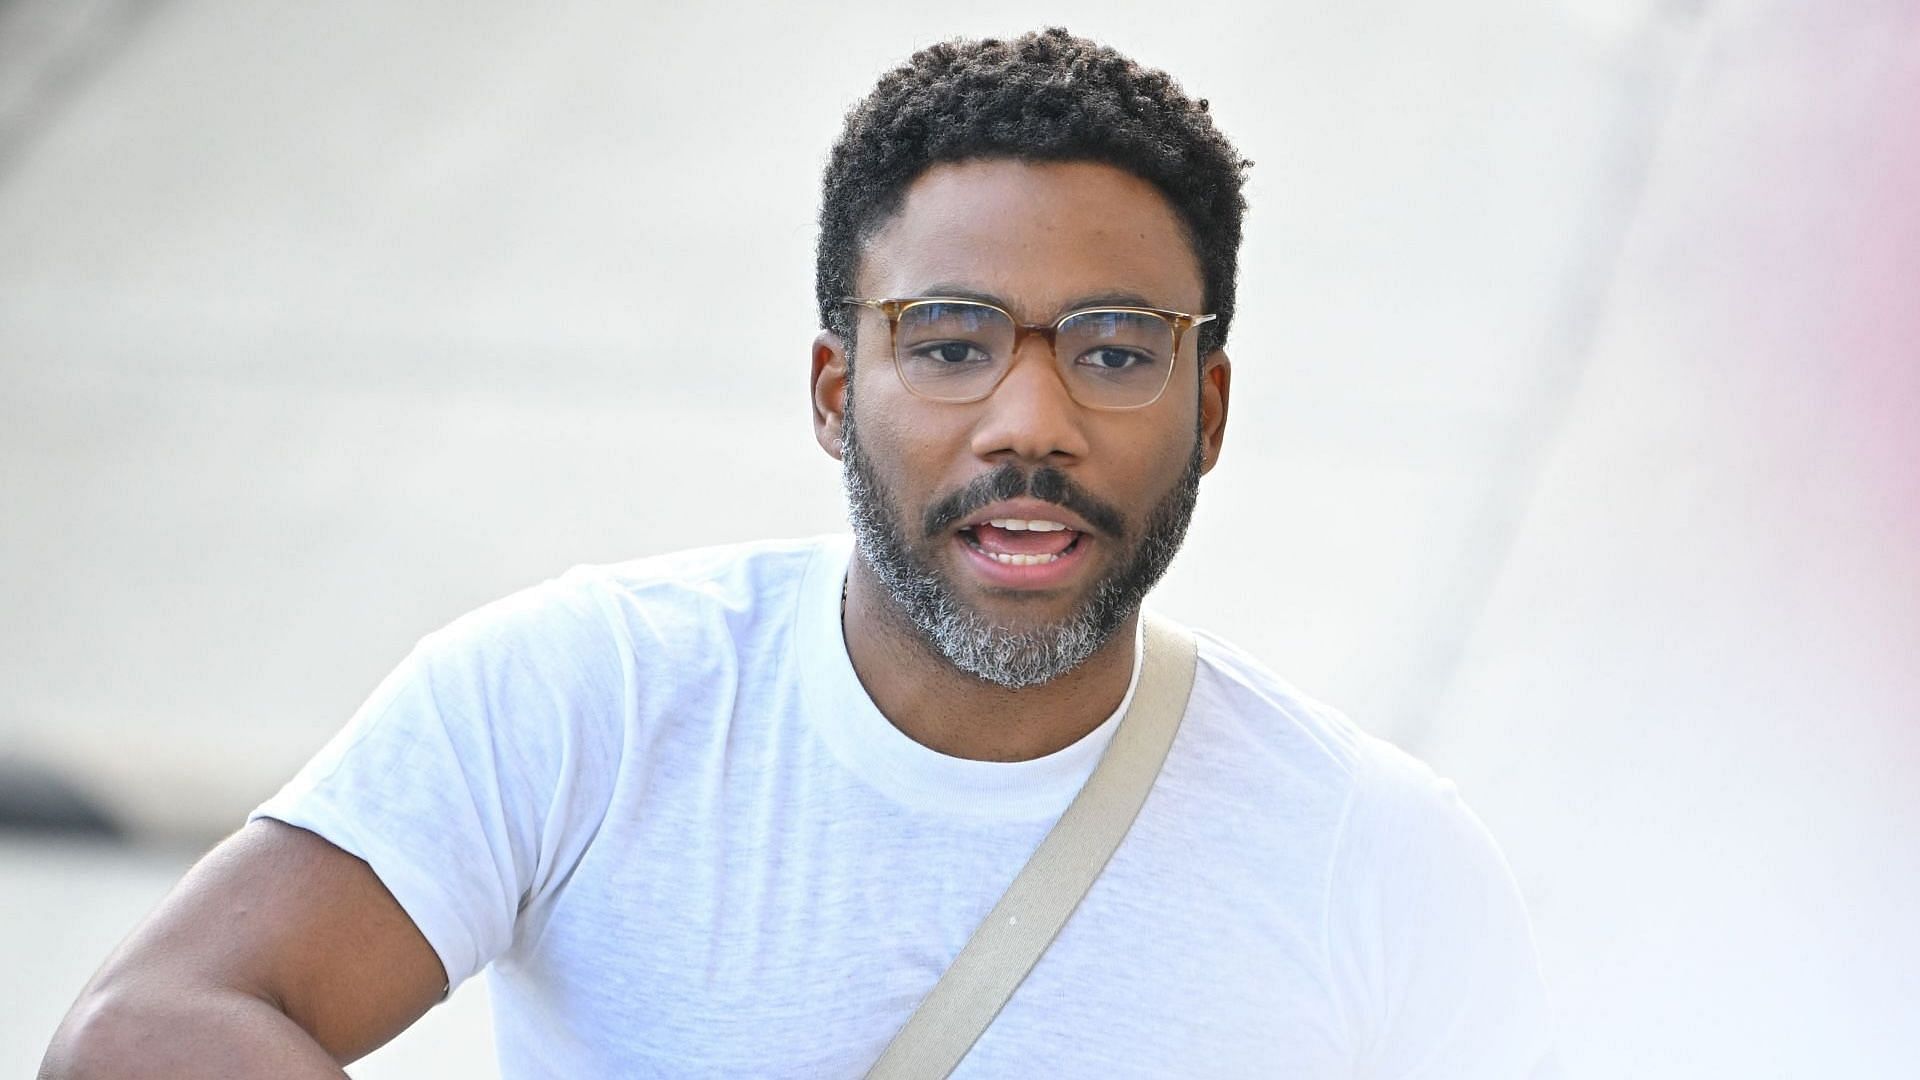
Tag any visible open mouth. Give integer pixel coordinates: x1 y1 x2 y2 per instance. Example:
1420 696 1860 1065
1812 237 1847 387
957 519 1086 566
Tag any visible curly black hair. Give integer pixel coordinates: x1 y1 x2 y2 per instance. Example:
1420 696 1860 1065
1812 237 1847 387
817 27 1252 358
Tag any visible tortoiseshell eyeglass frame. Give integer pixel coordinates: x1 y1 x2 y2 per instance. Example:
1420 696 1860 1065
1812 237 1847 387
839 296 1218 411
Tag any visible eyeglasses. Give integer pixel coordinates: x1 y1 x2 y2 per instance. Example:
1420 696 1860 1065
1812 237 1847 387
841 296 1217 411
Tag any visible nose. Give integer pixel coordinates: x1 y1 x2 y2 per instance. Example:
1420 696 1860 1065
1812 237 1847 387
967 338 1092 465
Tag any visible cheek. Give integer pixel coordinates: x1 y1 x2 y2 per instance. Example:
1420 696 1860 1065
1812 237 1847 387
851 390 944 491
857 374 969 459
1127 401 1202 476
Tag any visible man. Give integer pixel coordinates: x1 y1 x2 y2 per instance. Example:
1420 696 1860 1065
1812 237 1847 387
43 28 1555 1078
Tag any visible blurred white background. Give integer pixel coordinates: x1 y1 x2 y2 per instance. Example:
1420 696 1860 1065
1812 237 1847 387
3 1 1915 1076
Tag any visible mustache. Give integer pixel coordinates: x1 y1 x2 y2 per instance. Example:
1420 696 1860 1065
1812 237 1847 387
922 464 1127 540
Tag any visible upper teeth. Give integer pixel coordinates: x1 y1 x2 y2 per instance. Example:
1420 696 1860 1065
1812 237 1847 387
985 519 1069 532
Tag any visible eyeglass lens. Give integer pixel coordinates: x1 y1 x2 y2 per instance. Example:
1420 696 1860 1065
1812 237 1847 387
892 301 1177 408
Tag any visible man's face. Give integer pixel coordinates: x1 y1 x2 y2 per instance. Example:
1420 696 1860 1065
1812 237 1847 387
818 159 1231 688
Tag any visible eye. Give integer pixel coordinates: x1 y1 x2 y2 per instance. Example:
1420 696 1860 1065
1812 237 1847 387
1078 346 1151 371
913 341 993 365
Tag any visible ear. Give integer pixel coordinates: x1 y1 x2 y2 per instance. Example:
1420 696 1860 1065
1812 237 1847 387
1198 349 1231 475
811 330 850 461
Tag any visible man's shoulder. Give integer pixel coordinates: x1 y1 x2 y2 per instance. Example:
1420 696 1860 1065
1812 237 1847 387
586 534 842 603
1180 625 1514 893
466 535 836 624
1180 626 1376 783
421 534 841 672
1175 625 1470 824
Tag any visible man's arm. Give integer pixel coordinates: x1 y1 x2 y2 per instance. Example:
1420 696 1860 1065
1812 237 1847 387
40 818 450 1079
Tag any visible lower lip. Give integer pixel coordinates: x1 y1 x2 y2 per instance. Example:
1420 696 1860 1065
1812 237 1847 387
953 532 1093 590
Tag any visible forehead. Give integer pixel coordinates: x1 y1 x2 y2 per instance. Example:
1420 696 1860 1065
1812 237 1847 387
857 159 1204 318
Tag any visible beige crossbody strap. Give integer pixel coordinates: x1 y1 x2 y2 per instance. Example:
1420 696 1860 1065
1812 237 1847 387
864 611 1200 1080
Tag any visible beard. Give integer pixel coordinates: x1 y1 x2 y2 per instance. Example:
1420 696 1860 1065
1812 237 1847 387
840 396 1203 690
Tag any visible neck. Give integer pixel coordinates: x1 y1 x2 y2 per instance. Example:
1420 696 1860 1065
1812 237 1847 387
840 553 1138 762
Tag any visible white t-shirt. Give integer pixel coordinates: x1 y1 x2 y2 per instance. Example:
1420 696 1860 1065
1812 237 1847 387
254 535 1557 1078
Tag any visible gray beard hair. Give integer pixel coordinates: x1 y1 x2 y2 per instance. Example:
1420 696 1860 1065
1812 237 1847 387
839 402 1203 690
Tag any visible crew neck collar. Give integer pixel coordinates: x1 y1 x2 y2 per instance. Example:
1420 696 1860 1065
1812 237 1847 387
795 535 1140 821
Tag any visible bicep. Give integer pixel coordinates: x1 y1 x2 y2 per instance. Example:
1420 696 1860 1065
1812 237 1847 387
92 818 449 1065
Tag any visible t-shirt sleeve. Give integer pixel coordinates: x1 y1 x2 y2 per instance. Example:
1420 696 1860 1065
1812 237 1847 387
249 570 626 990
1328 739 1561 1079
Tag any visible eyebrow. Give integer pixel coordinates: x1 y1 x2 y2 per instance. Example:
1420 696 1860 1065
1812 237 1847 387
914 283 1167 316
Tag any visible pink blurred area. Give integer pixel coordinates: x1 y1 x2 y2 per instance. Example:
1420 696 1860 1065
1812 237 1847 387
1423 5 1920 1074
